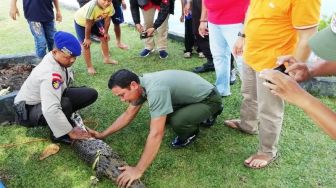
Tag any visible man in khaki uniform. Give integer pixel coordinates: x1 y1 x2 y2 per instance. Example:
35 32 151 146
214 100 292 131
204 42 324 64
14 31 97 143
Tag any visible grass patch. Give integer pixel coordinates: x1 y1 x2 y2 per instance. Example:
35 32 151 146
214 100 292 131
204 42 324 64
1 0 336 187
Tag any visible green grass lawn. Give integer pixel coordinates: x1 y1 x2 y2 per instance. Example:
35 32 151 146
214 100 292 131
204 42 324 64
1 0 336 187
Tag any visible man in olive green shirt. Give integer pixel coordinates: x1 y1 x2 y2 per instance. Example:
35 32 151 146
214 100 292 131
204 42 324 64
89 69 222 187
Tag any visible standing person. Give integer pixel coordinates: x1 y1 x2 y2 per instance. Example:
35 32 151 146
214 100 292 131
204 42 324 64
74 0 117 75
88 69 223 186
14 31 97 143
260 19 336 140
111 0 129 50
180 0 202 58
130 0 175 59
198 0 249 96
77 0 128 49
224 0 320 168
9 0 62 58
184 0 214 73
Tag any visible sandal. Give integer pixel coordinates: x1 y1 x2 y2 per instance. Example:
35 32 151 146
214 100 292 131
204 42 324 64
244 153 279 169
224 119 258 135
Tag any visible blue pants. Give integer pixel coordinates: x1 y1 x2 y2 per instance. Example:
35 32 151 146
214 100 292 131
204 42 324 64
27 20 56 58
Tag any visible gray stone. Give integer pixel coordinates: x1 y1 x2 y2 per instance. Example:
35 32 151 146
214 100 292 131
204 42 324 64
0 53 40 67
300 77 336 97
0 91 18 125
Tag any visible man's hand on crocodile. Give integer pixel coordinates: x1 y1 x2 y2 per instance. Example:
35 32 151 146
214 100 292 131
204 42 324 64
117 165 143 188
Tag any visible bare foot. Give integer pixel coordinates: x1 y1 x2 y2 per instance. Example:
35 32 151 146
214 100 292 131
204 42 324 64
117 43 129 50
87 67 97 75
244 153 278 169
103 58 118 65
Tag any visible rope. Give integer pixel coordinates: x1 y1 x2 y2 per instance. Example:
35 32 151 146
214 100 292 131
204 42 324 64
90 150 101 186
83 119 99 130
0 138 48 149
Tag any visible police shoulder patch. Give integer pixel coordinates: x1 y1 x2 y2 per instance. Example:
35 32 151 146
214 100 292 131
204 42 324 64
51 73 64 89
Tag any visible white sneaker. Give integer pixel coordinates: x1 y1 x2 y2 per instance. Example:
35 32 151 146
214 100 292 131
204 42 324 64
198 52 205 58
184 52 192 58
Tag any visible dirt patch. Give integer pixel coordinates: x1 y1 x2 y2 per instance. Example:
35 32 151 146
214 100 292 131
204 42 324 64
0 63 34 92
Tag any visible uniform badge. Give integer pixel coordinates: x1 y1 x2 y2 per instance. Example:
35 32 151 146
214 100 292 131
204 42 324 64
51 73 64 89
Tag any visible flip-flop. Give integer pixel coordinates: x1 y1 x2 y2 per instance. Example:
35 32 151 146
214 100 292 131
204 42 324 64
244 153 279 169
224 119 258 135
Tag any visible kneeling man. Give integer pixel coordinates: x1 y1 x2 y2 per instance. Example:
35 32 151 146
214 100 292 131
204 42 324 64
89 69 223 187
14 31 97 143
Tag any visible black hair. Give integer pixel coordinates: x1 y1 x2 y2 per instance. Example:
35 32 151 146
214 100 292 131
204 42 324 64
108 69 140 89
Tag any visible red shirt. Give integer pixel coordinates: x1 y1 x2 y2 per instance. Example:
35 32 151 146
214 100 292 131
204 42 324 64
143 1 160 11
204 0 249 24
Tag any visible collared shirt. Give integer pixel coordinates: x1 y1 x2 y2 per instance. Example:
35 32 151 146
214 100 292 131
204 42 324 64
243 0 320 71
74 0 114 27
138 70 214 118
14 52 73 137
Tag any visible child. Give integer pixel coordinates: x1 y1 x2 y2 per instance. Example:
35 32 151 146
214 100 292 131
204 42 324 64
74 0 117 75
180 0 204 58
111 0 128 50
9 0 62 58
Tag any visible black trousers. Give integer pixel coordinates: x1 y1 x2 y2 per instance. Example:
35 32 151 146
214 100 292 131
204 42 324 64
184 18 195 53
192 0 213 67
25 87 98 127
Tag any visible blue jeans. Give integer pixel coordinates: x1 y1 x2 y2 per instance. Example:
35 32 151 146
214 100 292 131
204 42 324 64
28 21 56 58
208 22 243 96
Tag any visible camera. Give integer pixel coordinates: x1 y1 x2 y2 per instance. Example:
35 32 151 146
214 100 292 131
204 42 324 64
266 64 288 84
140 31 148 39
273 64 288 75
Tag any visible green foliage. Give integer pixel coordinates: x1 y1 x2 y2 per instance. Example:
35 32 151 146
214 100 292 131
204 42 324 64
1 1 336 187
319 16 332 31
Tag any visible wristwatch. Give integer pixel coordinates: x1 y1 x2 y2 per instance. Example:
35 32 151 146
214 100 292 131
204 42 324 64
238 32 245 38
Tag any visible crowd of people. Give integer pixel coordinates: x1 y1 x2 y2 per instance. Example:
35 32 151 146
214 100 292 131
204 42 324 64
9 0 336 186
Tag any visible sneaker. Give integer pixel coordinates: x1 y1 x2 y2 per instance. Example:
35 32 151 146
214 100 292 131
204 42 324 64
198 52 205 58
183 52 192 58
159 50 169 59
90 35 101 43
192 66 215 73
200 105 224 128
139 49 154 57
230 68 237 85
51 134 72 145
171 130 199 149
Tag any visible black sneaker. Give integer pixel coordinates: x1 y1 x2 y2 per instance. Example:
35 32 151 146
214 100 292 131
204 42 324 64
200 105 224 128
139 48 154 57
51 134 72 145
159 50 168 59
171 130 199 149
192 66 215 73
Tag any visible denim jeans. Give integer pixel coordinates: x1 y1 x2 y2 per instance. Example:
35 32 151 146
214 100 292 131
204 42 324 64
208 22 243 96
28 21 56 58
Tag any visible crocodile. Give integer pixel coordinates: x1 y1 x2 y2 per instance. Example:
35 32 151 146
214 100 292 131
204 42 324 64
72 138 146 188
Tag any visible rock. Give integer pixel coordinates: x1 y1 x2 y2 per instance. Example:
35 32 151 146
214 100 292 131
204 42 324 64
300 77 336 97
0 91 18 125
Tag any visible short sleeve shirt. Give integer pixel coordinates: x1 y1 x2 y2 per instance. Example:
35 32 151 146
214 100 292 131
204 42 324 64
243 0 320 71
139 70 214 118
74 0 114 27
23 0 54 22
204 0 249 25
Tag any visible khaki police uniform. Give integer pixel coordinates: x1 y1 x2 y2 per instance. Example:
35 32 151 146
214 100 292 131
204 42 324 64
14 52 97 138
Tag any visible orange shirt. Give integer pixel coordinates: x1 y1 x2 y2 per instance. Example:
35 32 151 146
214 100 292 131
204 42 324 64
243 0 320 71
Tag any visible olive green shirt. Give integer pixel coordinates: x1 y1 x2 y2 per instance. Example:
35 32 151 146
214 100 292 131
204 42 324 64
139 70 214 118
